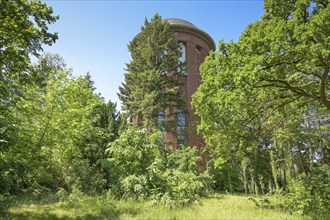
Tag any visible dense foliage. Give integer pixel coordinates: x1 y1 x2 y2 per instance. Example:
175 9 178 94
0 53 123 195
101 127 212 208
1 0 328 217
119 13 185 132
283 164 330 217
0 3 209 209
192 0 329 217
1 0 59 193
0 1 127 198
1 0 58 157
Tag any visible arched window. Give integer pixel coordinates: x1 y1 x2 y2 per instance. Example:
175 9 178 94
178 43 186 74
177 109 186 145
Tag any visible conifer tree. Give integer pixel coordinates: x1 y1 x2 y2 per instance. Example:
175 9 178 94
119 13 185 132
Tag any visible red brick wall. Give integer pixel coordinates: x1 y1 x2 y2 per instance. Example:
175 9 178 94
132 26 214 160
174 30 212 151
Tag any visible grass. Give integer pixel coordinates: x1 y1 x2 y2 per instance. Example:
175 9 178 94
0 193 309 220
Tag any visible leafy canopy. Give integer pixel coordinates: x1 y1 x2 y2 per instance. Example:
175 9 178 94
0 0 58 76
192 1 330 213
1 0 58 147
193 0 330 139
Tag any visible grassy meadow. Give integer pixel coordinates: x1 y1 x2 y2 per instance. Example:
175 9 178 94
0 194 309 220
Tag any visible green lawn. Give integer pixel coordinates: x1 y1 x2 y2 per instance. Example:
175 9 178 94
0 194 308 220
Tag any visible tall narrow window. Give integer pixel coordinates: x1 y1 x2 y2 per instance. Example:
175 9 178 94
178 43 186 74
158 111 165 139
195 45 202 61
177 109 186 146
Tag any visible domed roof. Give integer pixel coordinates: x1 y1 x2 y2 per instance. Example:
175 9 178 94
132 18 216 51
164 18 197 28
164 18 216 51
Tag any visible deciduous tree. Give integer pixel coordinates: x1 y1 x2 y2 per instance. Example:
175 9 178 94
192 0 330 198
0 0 58 149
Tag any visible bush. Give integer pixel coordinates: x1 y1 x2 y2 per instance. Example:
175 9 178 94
283 164 330 218
103 127 213 208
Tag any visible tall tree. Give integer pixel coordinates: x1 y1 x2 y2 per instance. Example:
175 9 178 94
118 13 185 132
80 100 125 165
0 0 58 148
0 53 109 194
192 0 330 194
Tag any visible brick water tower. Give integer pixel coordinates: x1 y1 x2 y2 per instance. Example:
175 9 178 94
131 18 215 151
164 18 216 150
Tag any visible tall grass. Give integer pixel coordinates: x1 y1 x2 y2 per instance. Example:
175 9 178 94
1 193 309 219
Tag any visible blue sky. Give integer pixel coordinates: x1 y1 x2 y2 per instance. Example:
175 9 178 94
43 0 264 107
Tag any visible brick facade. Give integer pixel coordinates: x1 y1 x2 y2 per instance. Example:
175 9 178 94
164 19 215 153
132 18 215 154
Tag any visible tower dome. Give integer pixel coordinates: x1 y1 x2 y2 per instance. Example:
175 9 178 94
165 18 216 51
164 18 197 28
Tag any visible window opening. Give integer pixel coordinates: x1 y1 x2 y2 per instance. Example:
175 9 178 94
177 109 186 146
178 43 186 74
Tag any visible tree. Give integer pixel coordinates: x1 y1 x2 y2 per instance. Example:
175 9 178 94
0 53 108 194
118 13 185 132
192 0 330 195
80 100 125 165
0 0 58 68
239 0 329 110
0 0 58 149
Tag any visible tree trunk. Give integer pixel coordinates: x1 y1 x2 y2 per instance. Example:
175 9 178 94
270 148 279 191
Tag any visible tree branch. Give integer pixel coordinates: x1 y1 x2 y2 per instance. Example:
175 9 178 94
262 58 304 70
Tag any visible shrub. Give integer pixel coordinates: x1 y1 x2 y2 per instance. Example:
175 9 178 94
103 127 213 208
283 164 330 218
